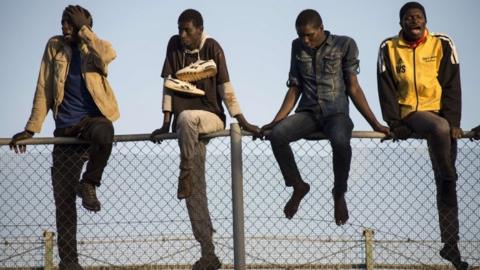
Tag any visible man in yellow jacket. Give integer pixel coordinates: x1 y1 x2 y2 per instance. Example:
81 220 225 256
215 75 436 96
9 5 119 270
377 2 467 269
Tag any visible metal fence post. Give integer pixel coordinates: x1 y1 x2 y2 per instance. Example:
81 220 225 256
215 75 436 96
363 228 375 270
43 230 54 270
230 123 246 270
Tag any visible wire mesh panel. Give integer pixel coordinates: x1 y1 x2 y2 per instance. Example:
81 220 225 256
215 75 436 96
0 134 479 269
242 137 480 269
0 138 234 268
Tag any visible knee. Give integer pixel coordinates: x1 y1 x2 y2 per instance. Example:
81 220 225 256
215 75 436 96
176 111 197 131
432 121 450 138
91 120 114 144
269 125 288 146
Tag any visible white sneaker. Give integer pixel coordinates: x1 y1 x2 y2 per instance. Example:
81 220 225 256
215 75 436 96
164 76 205 96
175 59 217 82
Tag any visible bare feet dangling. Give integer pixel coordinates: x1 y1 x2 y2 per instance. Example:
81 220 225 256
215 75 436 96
333 193 349 225
284 181 310 219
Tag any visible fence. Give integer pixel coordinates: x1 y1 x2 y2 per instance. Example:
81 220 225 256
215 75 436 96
0 124 479 269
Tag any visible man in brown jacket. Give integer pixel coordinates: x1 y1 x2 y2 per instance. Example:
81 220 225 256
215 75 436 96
9 5 119 270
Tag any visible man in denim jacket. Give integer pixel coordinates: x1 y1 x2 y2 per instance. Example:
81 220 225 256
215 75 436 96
9 5 119 270
261 9 389 225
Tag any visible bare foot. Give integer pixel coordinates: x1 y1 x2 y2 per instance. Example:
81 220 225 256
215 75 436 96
334 194 349 225
284 182 310 219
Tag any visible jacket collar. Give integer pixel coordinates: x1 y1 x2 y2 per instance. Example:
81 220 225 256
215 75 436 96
398 28 429 48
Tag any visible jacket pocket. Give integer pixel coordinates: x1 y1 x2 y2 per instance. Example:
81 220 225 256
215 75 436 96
323 55 341 74
296 56 313 76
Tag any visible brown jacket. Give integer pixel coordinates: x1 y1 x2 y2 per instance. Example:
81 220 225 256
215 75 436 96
25 26 120 133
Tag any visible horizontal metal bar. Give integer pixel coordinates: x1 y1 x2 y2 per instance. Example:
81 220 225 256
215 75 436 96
0 130 476 146
0 130 230 145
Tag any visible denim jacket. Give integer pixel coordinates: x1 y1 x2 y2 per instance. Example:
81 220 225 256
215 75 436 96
288 31 360 117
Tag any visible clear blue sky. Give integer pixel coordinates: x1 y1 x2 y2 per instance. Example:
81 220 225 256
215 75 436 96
1 0 479 137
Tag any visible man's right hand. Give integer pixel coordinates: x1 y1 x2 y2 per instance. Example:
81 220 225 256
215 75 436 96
150 126 169 143
64 5 92 32
9 130 34 154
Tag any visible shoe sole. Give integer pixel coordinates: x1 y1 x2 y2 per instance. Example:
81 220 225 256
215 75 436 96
176 60 217 82
164 78 205 96
82 201 101 212
176 67 217 82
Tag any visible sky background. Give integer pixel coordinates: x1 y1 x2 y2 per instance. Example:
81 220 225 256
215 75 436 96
1 0 479 137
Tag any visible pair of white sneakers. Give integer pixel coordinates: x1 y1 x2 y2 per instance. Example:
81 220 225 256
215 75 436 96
164 59 217 96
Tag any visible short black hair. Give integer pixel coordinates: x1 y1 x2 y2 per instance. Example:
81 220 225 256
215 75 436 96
178 9 203 27
399 2 427 22
295 9 322 28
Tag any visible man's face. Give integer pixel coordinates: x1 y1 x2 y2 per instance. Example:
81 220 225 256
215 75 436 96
400 8 426 42
296 23 325 49
178 21 203 50
61 15 78 44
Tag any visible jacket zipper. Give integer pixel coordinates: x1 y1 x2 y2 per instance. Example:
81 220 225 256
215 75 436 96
413 48 419 111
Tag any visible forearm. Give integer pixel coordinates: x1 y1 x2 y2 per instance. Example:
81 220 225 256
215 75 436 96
272 87 299 122
219 82 241 117
162 86 173 112
350 87 381 128
162 111 172 129
78 26 116 71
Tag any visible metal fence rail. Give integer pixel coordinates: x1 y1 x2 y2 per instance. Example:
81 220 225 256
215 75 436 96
0 127 479 269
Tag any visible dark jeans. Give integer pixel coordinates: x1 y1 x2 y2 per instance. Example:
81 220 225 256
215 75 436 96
269 112 353 197
404 111 459 243
51 116 114 263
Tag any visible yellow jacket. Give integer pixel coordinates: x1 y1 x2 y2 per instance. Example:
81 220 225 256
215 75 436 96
377 30 461 127
25 26 120 133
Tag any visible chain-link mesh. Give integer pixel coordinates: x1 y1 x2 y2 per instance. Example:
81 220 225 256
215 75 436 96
243 137 479 268
0 134 479 269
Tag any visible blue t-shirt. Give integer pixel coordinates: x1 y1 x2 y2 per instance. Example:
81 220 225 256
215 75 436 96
55 45 101 128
